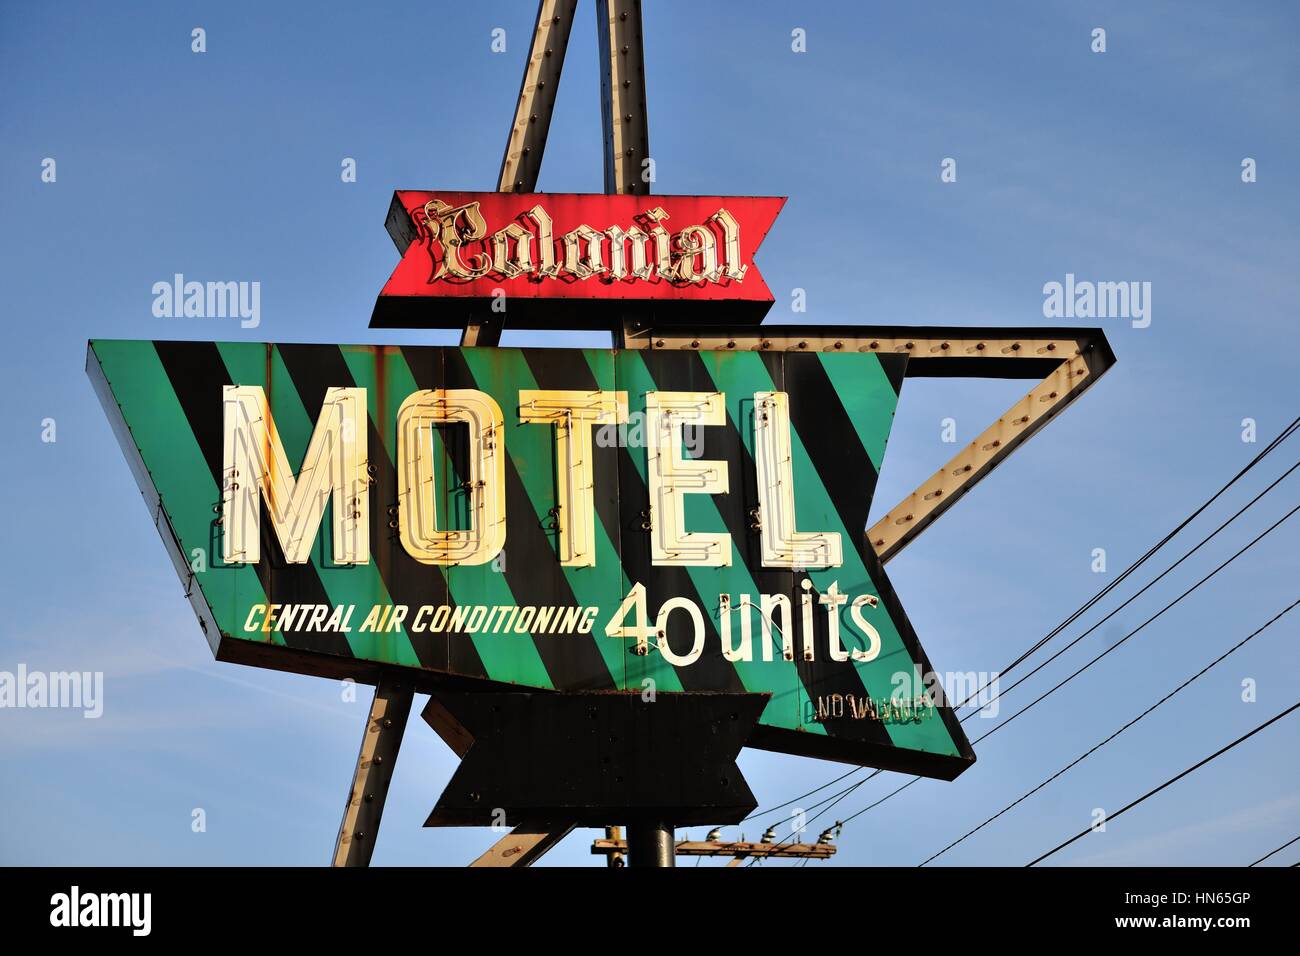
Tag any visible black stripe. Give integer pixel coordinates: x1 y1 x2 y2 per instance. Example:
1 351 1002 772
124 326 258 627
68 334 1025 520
273 343 464 677
521 348 623 563
880 351 905 395
641 350 888 745
153 341 353 659
763 351 961 750
623 349 756 695
442 348 616 690
396 344 488 680
768 351 882 542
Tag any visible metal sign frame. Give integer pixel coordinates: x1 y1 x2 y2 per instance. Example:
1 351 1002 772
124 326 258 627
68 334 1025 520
633 324 1116 563
85 0 1116 869
342 0 1119 868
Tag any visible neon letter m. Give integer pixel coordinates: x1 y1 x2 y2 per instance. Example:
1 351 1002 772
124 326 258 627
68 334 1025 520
221 386 369 565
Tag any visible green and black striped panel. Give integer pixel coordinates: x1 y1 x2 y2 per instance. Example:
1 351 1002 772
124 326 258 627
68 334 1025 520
87 340 974 779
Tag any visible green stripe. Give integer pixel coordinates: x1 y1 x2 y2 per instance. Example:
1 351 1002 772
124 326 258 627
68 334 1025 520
459 347 626 689
817 351 897 472
217 342 420 667
91 341 273 644
338 345 552 688
748 352 960 757
580 351 686 694
618 349 809 730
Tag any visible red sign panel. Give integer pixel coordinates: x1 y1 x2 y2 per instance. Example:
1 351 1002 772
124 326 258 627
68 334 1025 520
370 192 785 330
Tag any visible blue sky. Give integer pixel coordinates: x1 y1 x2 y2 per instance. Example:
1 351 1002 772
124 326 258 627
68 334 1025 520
1 0 1297 866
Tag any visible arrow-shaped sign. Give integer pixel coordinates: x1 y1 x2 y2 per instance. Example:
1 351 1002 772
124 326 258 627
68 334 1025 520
371 192 785 330
424 691 768 827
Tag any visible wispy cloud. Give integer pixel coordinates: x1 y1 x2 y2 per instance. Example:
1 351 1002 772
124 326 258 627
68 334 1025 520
1066 791 1300 866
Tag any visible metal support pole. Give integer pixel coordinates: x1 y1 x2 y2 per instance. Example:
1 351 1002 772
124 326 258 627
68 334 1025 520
597 0 652 349
331 676 414 867
604 825 625 867
462 0 578 349
499 0 578 194
469 821 577 867
597 0 651 196
458 314 503 348
626 822 676 867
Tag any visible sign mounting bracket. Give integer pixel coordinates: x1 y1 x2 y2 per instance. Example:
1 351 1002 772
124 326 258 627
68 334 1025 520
636 325 1117 562
459 0 656 866
460 0 652 349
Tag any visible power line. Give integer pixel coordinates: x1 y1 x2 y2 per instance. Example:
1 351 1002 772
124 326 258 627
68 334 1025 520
953 415 1298 712
1249 834 1300 867
960 459 1300 726
819 495 1300 833
744 421 1298 827
1026 700 1300 866
843 775 921 824
970 500 1300 747
743 781 862 866
739 765 861 823
743 416 1300 837
741 774 875 835
919 597 1300 865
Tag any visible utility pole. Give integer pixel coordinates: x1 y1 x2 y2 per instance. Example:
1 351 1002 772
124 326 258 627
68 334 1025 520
604 826 625 867
592 826 841 866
